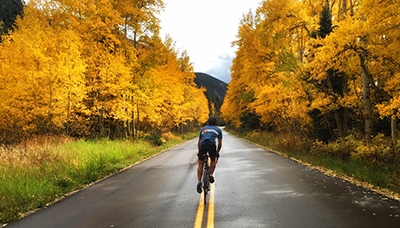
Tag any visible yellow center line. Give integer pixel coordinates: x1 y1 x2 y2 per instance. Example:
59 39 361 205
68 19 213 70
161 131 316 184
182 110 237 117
194 182 215 228
194 191 204 228
207 184 215 228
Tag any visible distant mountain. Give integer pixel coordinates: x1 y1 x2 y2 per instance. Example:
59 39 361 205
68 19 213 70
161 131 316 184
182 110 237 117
194 72 228 101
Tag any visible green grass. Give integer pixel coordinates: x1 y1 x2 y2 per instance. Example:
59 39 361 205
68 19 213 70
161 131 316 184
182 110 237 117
0 132 198 224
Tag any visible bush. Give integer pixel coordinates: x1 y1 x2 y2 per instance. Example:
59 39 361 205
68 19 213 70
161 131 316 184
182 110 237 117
161 132 179 141
351 133 395 166
143 134 165 146
244 130 310 155
310 134 359 160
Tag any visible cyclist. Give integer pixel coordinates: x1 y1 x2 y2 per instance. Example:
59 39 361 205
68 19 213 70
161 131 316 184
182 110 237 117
197 116 222 193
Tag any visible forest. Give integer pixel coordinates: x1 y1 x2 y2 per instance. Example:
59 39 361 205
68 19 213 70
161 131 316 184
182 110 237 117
0 0 210 144
223 0 400 146
221 0 400 193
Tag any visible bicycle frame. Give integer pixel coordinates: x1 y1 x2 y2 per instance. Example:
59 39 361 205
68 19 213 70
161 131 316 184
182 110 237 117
202 154 210 204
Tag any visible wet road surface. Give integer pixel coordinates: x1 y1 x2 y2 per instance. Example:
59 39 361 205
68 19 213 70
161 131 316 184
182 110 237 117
6 129 400 227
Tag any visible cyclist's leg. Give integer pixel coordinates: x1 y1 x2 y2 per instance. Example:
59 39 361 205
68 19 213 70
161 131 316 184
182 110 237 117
208 144 217 174
210 157 217 174
197 145 207 193
197 160 204 181
207 144 217 183
197 160 204 193
197 145 206 181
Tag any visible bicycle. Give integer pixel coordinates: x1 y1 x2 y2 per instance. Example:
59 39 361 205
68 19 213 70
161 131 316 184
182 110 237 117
202 154 211 204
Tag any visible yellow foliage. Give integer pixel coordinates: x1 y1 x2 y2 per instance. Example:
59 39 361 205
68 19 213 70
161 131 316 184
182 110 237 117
0 0 207 141
223 0 314 131
0 6 87 137
351 134 395 165
223 0 400 138
311 134 359 159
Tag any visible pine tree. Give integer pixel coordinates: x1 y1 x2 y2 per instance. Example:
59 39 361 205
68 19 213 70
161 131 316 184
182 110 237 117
0 0 24 41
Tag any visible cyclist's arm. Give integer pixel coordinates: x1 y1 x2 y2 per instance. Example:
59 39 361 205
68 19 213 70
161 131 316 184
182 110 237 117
217 138 222 154
198 138 201 152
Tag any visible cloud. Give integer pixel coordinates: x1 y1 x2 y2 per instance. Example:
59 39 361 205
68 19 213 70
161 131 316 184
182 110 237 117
205 54 234 83
159 0 261 84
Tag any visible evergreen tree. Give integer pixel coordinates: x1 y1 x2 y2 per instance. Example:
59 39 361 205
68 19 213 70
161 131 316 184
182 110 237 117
318 4 332 38
0 0 24 41
309 2 350 140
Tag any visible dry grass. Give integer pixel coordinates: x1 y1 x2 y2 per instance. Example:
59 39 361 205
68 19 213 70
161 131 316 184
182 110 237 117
0 135 75 169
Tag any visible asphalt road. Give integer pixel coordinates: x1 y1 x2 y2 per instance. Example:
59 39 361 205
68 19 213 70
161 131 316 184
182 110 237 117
6 129 400 227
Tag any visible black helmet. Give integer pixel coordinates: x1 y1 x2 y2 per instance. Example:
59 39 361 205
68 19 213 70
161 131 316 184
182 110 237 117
208 116 217 125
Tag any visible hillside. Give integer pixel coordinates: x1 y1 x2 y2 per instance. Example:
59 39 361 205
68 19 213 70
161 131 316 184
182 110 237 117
194 72 228 100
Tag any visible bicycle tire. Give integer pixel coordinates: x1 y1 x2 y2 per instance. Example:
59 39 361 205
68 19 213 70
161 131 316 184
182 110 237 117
203 163 209 204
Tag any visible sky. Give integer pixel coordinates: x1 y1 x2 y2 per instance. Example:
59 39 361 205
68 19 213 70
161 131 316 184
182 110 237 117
158 0 262 83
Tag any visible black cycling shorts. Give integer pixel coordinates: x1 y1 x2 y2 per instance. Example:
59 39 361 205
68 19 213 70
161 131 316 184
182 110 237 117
198 144 217 161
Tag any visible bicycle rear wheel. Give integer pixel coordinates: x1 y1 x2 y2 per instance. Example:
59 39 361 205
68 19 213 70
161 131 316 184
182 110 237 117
203 165 209 204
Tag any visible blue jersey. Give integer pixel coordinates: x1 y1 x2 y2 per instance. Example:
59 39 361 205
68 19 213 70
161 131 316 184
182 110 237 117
199 125 222 145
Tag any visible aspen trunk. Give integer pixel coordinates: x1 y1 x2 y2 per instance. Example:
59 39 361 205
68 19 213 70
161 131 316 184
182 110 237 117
350 0 354 17
297 28 304 63
326 74 345 137
131 96 136 139
309 0 315 16
132 109 136 138
67 90 71 135
136 102 139 137
48 73 53 134
343 0 347 19
101 107 105 138
342 72 349 134
360 50 373 143
392 113 398 153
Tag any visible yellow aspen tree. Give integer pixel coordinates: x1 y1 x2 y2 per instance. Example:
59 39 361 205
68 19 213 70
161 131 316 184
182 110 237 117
113 0 164 44
140 37 206 133
47 29 87 136
176 50 209 131
223 0 400 144
112 0 164 137
124 35 174 133
46 0 134 137
223 0 320 132
188 86 209 125
306 0 400 143
307 3 352 137
221 11 257 129
305 13 362 139
130 36 164 132
0 5 86 140
359 0 400 146
1 0 209 141
88 47 131 137
178 51 206 120
249 0 314 131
